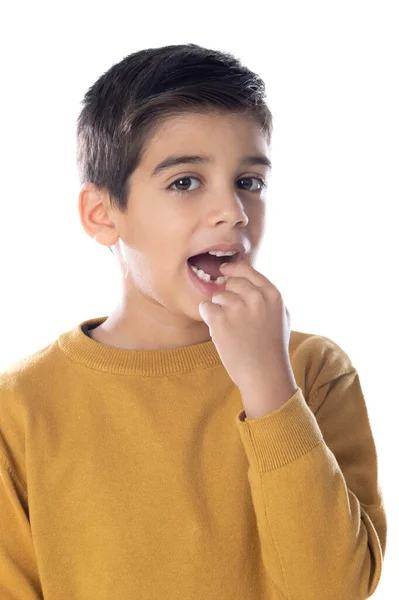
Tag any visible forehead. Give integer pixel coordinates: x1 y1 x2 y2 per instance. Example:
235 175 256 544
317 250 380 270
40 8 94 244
142 112 270 163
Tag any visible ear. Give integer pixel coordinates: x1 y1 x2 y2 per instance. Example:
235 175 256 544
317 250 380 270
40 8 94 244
78 182 119 247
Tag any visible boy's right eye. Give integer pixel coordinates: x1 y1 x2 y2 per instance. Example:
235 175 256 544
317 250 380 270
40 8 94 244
168 176 201 194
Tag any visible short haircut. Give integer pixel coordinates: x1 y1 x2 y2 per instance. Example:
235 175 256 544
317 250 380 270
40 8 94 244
76 43 273 252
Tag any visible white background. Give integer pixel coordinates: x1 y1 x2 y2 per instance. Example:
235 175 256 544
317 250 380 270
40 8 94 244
0 1 397 596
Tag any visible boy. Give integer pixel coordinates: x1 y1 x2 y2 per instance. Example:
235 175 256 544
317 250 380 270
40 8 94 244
0 43 387 599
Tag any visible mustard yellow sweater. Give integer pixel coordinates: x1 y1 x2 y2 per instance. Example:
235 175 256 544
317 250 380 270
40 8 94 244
0 316 387 599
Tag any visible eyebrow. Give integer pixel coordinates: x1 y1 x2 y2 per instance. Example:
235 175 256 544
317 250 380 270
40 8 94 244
151 154 272 177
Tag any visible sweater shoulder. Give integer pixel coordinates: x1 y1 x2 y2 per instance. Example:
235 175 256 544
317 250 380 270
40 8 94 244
289 329 356 400
0 339 63 492
0 337 65 429
290 328 355 369
0 338 60 395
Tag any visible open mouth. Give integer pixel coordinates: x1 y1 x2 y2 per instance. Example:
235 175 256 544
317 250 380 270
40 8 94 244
187 251 238 283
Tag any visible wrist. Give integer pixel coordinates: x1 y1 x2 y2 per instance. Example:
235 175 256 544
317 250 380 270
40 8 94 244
239 370 297 419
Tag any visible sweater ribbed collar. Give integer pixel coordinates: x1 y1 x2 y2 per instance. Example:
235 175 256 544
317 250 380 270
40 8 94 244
57 316 223 376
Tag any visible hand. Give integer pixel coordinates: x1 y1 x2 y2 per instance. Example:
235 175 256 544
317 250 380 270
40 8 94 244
198 260 297 417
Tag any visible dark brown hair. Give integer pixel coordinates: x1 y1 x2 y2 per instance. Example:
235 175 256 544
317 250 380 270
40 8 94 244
76 43 273 251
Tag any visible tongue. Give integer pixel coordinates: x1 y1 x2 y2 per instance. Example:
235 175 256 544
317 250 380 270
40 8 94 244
189 253 225 279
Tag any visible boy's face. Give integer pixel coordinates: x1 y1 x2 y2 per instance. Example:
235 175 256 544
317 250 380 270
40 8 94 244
82 111 271 325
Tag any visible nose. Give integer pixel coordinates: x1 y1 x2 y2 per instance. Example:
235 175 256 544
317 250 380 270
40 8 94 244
208 191 249 228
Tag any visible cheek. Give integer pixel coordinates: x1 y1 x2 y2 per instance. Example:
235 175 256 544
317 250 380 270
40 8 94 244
247 205 265 242
130 252 181 296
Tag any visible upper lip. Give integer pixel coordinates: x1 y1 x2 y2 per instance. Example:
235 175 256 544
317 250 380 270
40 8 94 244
188 242 248 262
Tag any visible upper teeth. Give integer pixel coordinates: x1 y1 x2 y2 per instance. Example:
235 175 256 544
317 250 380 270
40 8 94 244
208 250 238 257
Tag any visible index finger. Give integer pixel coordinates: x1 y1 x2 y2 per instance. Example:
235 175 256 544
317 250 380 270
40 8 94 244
220 260 276 291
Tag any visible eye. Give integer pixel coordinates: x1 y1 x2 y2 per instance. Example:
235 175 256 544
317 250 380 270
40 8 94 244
168 175 268 195
237 176 268 192
168 176 201 194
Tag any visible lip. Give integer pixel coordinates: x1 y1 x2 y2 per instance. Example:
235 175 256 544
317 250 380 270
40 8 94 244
187 261 228 297
187 241 247 262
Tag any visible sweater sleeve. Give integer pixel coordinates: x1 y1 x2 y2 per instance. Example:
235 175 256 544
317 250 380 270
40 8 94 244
235 360 387 600
0 449 43 598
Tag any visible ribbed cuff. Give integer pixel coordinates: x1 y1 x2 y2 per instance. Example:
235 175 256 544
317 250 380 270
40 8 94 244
235 387 324 474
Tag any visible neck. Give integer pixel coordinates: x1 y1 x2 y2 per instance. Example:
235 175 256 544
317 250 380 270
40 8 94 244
90 303 211 351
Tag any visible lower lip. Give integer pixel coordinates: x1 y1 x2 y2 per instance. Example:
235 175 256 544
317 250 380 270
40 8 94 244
187 262 227 297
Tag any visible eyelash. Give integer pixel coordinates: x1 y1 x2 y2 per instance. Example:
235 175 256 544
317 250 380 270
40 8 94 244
167 175 268 195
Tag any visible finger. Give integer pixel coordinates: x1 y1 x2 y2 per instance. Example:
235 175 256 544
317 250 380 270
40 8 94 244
211 290 244 307
220 260 277 292
223 276 260 295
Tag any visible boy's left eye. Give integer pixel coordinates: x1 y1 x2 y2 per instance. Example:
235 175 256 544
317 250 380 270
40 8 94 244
237 177 267 192
168 176 267 194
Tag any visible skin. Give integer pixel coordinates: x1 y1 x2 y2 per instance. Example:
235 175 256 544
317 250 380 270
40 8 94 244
78 111 271 350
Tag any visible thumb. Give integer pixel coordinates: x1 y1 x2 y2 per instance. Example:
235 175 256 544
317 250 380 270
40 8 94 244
198 300 223 325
